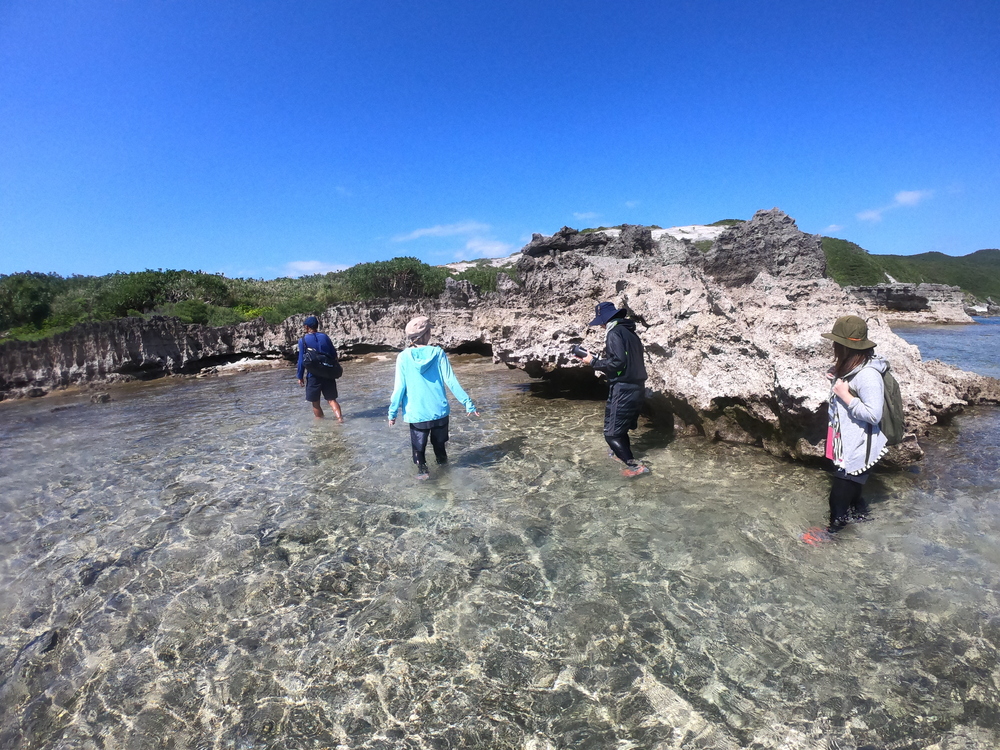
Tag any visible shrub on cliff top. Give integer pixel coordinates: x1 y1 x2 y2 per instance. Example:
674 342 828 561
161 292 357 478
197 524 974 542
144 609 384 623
339 257 450 299
452 262 520 292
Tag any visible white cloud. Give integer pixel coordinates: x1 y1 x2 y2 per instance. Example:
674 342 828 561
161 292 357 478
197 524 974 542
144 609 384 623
894 189 932 206
394 221 491 242
824 224 844 233
462 237 516 259
284 260 348 277
624 200 640 208
574 212 599 220
857 209 884 222
857 189 934 222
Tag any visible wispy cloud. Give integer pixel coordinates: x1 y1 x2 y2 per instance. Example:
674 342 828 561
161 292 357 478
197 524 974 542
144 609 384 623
857 190 934 222
394 221 491 242
824 224 844 233
284 260 348 277
460 238 516 260
624 200 640 208
574 212 599 220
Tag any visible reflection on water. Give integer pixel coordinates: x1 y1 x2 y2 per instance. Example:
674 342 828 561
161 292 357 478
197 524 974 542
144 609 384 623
1 348 999 749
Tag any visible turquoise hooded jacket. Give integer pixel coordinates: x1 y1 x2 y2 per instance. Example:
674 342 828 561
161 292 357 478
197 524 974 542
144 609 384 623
388 346 476 423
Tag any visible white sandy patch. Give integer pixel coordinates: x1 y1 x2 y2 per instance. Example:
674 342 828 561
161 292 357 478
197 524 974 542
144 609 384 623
443 253 520 272
653 225 729 242
572 225 730 243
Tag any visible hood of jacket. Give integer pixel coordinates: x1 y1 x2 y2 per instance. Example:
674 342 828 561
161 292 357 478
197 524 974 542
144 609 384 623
846 355 888 379
607 318 637 333
406 345 442 373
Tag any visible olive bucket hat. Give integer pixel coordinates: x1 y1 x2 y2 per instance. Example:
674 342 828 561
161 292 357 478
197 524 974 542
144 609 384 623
821 315 877 349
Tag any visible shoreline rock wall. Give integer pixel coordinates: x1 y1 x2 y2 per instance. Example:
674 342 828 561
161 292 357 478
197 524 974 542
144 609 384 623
844 283 974 324
3 209 999 468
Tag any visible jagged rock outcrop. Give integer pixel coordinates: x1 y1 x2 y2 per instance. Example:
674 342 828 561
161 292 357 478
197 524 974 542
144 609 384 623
3 211 998 469
0 280 494 399
846 283 973 324
699 208 827 285
0 316 297 396
964 295 1000 317
486 248 999 466
521 224 659 259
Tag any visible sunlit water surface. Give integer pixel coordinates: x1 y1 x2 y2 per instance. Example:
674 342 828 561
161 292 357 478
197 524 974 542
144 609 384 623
1 325 999 749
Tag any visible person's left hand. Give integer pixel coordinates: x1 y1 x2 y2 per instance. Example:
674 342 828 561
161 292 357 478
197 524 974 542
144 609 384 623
298 378 305 386
582 354 594 365
832 378 853 404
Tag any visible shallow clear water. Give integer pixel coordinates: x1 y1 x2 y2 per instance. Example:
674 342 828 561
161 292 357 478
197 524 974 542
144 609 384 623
1 334 999 749
894 316 1000 380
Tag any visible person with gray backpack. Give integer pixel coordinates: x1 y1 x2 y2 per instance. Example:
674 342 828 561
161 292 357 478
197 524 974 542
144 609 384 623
297 315 344 422
803 315 904 542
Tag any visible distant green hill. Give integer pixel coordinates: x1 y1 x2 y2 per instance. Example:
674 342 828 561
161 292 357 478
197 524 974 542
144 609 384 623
822 238 1000 302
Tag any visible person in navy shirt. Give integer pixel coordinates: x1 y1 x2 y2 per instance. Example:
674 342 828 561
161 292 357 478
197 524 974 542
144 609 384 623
297 316 343 421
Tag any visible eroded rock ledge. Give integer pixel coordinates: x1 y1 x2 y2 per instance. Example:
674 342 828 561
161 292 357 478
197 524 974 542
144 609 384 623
3 209 998 466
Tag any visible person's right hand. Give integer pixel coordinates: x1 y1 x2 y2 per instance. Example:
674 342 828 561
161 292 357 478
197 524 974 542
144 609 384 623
388 418 396 427
298 378 304 386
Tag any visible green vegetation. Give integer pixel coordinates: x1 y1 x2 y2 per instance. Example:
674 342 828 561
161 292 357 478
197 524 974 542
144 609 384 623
822 238 1000 301
451 260 520 292
0 257 520 343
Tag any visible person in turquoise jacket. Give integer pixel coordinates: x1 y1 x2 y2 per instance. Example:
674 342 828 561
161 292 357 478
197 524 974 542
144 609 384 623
388 316 478 479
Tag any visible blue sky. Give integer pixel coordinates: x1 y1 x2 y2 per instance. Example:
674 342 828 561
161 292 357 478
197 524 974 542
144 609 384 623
1 1 998 278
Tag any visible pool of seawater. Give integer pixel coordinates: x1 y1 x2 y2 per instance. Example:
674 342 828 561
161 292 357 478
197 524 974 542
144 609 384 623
1 339 999 749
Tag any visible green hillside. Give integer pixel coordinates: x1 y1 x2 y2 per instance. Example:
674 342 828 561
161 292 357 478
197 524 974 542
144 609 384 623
822 239 1000 302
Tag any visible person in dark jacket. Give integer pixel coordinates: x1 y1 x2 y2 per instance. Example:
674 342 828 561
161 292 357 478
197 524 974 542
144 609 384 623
578 302 650 477
297 315 344 421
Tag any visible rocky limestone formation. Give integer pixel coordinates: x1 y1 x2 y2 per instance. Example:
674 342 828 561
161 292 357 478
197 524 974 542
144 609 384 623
0 316 295 397
520 224 660 259
964 295 1000 317
487 248 999 466
845 283 973 324
700 208 827 286
3 211 998 470
0 282 494 400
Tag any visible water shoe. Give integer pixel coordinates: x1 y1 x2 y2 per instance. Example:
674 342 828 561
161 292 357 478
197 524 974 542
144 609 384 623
416 463 430 480
622 463 650 478
800 526 834 546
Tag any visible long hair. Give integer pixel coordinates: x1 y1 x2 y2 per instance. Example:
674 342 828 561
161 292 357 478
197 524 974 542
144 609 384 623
407 331 431 348
833 342 874 378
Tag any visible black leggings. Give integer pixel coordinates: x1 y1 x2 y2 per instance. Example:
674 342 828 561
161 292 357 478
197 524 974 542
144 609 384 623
410 421 449 466
828 476 870 531
605 433 636 465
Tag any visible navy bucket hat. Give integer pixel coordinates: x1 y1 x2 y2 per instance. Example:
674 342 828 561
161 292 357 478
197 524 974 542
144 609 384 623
589 302 625 326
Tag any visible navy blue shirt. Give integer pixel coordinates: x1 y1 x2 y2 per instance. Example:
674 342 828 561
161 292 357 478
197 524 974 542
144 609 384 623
297 331 337 380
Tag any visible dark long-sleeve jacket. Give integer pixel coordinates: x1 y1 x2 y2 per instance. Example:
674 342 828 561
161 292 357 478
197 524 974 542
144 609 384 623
591 319 647 385
297 331 337 380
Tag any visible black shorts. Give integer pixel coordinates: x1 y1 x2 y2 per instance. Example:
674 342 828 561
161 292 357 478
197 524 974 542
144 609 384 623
305 375 338 402
604 382 644 437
